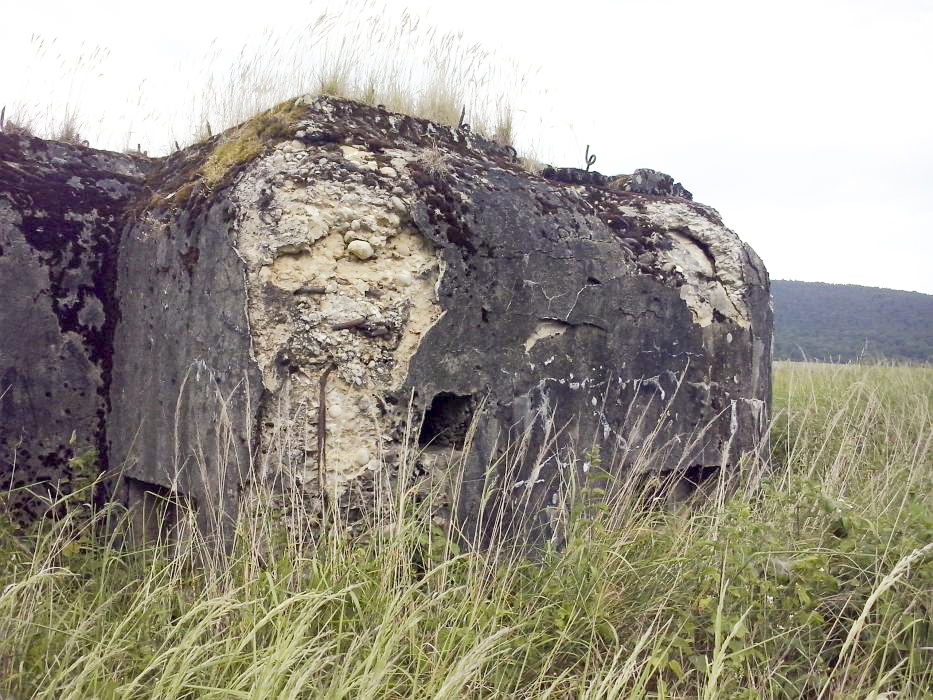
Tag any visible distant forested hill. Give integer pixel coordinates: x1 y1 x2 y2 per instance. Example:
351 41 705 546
771 281 933 363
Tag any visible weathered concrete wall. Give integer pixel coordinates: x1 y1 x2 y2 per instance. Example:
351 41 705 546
406 167 772 543
2 96 771 548
0 133 147 524
106 96 770 546
108 196 262 541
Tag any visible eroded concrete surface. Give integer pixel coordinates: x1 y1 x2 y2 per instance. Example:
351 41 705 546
122 95 770 544
230 143 444 499
4 96 772 547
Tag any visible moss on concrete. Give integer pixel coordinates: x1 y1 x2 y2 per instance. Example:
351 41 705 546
201 100 304 187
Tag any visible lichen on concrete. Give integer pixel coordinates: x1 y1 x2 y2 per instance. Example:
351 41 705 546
0 133 148 525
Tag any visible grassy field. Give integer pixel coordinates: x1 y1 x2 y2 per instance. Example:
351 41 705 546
1 361 930 698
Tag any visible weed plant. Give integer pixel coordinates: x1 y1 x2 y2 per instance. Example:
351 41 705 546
1 362 930 698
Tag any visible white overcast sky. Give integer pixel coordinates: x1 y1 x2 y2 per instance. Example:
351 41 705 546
3 0 932 294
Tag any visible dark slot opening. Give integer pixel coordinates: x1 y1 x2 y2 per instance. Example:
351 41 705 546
419 393 475 449
124 477 196 546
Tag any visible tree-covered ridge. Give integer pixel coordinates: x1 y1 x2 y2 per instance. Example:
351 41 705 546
772 280 933 363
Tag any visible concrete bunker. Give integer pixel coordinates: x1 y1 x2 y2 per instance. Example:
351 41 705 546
2 96 772 548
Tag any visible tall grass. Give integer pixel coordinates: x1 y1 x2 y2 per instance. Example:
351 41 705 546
5 2 536 156
2 35 112 144
1 361 930 698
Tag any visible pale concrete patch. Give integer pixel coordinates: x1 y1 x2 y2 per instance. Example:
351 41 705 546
644 201 752 329
231 141 442 497
524 320 569 353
